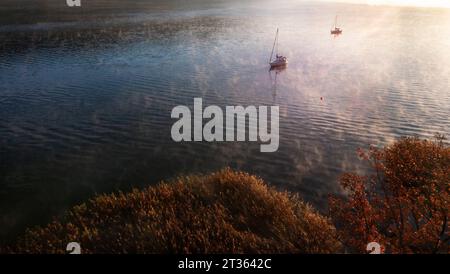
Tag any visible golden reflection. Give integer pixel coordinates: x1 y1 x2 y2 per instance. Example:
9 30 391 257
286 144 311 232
336 0 450 9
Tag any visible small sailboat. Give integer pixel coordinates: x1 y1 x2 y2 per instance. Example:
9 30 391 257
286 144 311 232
269 28 288 68
330 16 343 35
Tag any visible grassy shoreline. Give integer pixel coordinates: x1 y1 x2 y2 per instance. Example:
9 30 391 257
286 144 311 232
5 169 340 254
1 136 448 254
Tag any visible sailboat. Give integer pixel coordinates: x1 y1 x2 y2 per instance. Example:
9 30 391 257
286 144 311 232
269 28 288 68
330 16 343 35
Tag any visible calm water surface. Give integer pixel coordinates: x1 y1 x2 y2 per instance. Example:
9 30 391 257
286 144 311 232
1 0 449 241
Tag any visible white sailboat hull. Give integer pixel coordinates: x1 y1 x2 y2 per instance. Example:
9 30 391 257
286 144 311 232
331 28 342 35
270 59 288 68
270 57 288 68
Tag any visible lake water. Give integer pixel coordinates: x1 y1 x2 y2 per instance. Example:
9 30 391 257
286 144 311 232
0 0 449 242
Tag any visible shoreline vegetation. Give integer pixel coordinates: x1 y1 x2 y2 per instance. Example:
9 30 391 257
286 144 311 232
7 169 342 254
1 136 448 254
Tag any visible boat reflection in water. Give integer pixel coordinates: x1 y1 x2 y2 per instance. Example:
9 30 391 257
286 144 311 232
269 65 286 103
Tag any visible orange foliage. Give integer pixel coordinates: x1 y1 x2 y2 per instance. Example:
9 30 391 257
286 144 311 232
329 135 449 254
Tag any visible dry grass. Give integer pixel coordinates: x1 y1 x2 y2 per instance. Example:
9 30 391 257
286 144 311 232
8 168 341 254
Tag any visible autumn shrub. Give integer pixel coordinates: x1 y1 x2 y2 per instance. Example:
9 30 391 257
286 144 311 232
8 169 340 254
329 136 449 254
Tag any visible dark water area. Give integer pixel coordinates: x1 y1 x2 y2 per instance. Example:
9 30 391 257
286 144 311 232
0 0 449 242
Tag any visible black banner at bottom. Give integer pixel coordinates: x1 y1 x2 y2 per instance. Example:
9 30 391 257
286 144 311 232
0 254 444 272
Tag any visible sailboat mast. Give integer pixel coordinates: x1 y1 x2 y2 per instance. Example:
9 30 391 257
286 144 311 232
269 28 278 63
276 29 279 56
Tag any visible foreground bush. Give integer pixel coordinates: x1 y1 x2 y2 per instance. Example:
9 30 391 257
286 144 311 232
10 169 340 254
329 136 449 254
